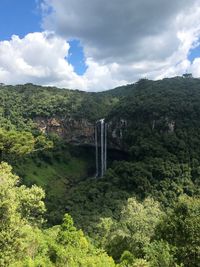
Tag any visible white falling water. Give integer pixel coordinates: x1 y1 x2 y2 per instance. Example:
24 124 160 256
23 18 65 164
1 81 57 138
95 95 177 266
95 119 107 177
95 124 99 177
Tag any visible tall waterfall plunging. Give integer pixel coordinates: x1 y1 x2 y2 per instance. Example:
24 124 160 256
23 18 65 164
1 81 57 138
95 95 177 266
95 119 107 177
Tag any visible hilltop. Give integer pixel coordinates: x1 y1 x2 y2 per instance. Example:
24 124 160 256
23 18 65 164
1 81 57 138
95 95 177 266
1 76 200 266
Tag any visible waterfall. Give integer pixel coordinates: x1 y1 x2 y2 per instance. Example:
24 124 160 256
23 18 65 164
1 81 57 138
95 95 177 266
104 122 107 172
95 124 98 178
95 119 107 177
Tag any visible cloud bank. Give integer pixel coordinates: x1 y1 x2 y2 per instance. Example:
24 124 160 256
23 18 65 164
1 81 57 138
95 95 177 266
0 0 200 91
0 32 127 90
0 32 79 87
41 0 198 63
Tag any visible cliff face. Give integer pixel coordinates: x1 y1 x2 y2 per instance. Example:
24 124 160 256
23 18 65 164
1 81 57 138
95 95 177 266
35 115 176 151
35 117 95 145
107 119 128 149
34 116 128 150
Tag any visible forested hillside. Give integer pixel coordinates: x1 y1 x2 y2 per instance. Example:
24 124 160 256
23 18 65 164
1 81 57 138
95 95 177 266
0 77 200 266
0 83 118 130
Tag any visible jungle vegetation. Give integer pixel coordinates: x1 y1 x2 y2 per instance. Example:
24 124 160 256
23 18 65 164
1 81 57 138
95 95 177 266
0 77 200 266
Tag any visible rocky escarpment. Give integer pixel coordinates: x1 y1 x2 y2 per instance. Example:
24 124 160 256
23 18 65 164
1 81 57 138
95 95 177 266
34 116 128 150
35 117 95 145
34 114 177 152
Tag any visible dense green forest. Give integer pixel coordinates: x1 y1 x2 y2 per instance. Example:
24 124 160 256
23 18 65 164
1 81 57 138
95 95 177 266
0 77 200 266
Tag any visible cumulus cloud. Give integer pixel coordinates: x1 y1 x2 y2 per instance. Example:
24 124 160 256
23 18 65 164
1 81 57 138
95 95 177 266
1 1 200 91
0 32 126 91
0 32 83 87
41 0 200 63
36 0 200 90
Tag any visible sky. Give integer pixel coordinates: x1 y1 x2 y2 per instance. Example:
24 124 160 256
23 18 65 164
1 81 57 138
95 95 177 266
0 0 200 91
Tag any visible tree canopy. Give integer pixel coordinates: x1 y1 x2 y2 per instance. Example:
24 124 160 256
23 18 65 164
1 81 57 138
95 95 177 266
1 77 200 266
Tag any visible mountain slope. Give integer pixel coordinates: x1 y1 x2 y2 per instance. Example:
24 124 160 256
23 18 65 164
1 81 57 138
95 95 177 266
1 77 199 224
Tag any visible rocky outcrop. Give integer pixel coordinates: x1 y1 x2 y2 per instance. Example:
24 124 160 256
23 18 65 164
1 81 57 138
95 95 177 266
166 120 175 133
107 119 128 149
34 116 128 150
35 117 95 145
151 117 176 133
35 115 176 150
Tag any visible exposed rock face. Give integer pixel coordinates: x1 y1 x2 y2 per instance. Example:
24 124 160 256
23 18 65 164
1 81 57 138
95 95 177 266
35 116 128 150
107 119 128 149
35 117 95 145
35 115 175 150
167 120 175 133
35 114 176 151
151 117 176 133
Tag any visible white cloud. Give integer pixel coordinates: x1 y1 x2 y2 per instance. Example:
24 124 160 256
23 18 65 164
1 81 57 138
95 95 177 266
190 58 200 76
0 32 83 87
1 1 200 91
0 32 126 91
41 0 200 62
40 0 200 90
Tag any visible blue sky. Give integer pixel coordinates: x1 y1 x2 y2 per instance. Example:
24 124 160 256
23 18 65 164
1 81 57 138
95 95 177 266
0 0 87 76
188 41 200 63
68 40 87 75
0 0 41 39
0 0 200 91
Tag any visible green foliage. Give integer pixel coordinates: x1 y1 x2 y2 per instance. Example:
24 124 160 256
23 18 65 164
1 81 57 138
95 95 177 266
1 78 200 266
34 135 53 152
118 250 135 266
156 196 200 267
109 77 200 163
0 128 34 158
118 252 150 267
145 241 178 267
131 259 150 267
46 215 116 267
0 127 53 162
96 197 162 261
0 83 118 130
14 145 95 225
0 162 115 266
0 162 46 266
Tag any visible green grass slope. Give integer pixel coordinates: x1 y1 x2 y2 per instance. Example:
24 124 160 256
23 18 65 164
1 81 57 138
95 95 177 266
14 144 95 224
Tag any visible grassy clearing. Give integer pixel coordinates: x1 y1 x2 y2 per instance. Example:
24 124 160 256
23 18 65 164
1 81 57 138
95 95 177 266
14 144 95 224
